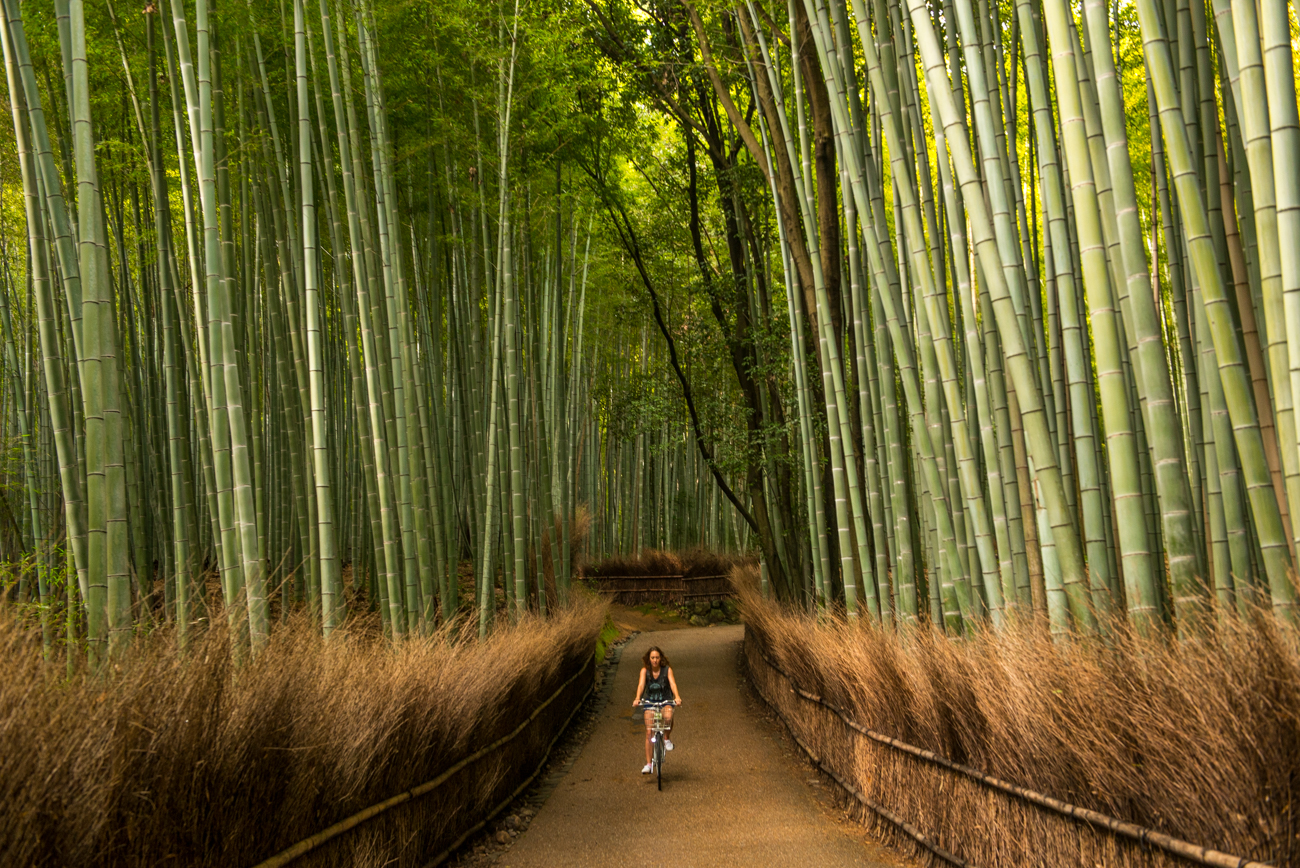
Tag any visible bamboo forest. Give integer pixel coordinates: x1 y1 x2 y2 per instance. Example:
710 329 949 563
1 0 1299 865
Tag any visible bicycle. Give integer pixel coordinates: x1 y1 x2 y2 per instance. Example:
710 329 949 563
641 700 674 791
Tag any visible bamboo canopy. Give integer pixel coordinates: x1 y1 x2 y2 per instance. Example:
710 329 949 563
0 0 1298 658
0 0 765 661
618 0 1300 634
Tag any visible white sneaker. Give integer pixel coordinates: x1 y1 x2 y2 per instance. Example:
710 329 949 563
641 763 653 774
665 740 674 751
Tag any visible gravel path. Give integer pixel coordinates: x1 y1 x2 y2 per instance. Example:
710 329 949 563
499 625 909 868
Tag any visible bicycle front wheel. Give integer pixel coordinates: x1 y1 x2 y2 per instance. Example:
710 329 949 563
654 736 664 791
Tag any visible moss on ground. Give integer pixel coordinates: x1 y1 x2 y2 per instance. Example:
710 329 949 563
594 617 622 663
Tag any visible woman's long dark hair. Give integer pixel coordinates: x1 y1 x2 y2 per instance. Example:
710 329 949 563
642 646 670 671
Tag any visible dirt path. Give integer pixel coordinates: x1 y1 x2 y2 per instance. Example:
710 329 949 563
499 625 912 868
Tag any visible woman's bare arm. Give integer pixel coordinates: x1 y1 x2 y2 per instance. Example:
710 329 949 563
632 667 647 706
667 668 682 704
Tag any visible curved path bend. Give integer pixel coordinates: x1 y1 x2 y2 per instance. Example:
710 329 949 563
500 625 911 868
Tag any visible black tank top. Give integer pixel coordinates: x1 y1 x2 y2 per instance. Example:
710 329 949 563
645 667 670 702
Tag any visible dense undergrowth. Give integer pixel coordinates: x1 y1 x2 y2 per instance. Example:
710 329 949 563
735 567 1300 866
0 597 605 867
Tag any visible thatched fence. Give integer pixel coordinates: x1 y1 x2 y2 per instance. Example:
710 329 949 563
582 549 755 606
0 602 606 868
259 652 595 868
743 625 1274 868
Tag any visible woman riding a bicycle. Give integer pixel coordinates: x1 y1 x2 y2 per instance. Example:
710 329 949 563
631 646 681 774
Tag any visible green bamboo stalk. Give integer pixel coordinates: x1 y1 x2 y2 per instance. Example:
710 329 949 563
1079 0 1197 628
2 0 91 611
1040 0 1144 622
68 0 132 659
294 0 341 633
1137 0 1295 614
905 0 1095 630
2 11 67 654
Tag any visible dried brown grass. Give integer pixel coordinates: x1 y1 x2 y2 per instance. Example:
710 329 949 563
0 596 606 867
733 565 1300 867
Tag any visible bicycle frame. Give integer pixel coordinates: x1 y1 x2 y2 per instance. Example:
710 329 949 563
642 700 673 790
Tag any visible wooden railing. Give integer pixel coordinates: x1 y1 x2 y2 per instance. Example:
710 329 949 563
251 655 596 868
586 573 733 605
744 628 1267 868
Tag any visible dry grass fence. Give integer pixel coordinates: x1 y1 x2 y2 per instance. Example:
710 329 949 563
0 597 605 867
733 567 1300 868
582 548 755 605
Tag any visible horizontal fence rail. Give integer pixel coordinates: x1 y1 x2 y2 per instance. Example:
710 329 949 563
251 654 595 868
583 574 732 580
745 630 1269 868
586 573 734 605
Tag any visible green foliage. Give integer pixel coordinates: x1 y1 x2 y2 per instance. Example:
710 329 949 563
593 613 620 661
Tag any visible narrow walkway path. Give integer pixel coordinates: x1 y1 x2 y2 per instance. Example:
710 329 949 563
501 626 909 868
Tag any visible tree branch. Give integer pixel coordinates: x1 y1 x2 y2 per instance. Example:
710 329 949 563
581 163 760 534
682 1 771 183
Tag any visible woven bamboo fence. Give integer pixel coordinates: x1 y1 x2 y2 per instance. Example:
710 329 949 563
252 652 596 868
743 628 1267 868
587 573 733 606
